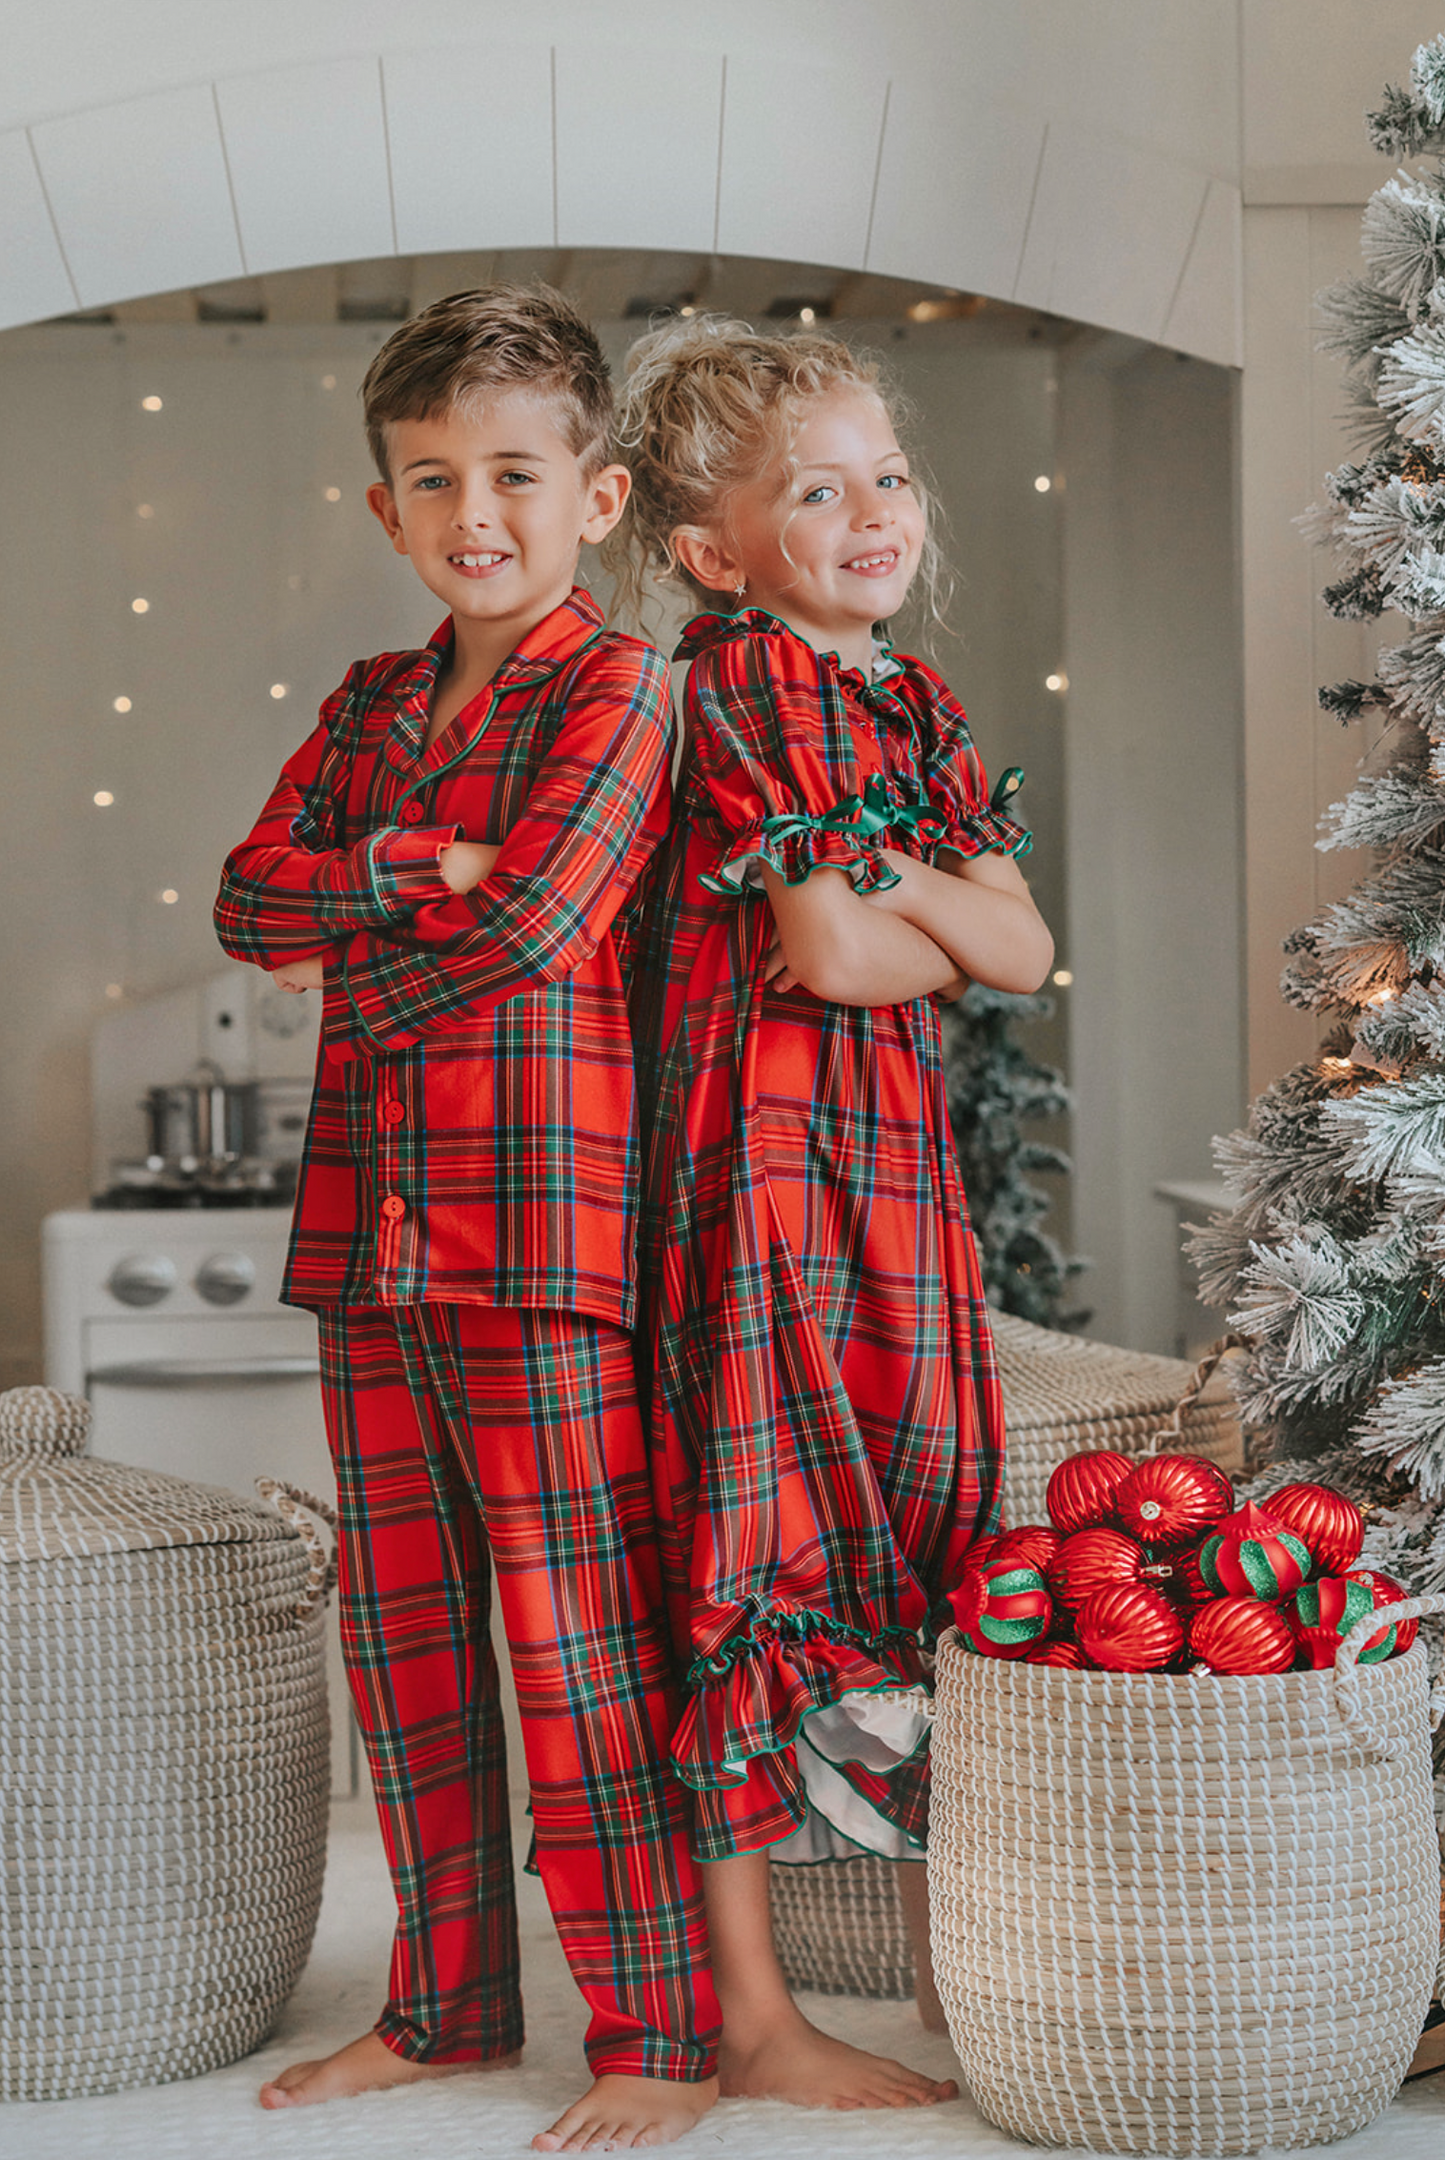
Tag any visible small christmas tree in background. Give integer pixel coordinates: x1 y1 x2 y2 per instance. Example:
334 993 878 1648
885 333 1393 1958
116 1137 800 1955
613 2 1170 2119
1191 42 1445 1746
942 985 1087 1329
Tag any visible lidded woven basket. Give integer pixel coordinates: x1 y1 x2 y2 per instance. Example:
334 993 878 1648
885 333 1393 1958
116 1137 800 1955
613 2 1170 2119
0 1386 331 2100
930 1601 1445 2156
992 1313 1242 1522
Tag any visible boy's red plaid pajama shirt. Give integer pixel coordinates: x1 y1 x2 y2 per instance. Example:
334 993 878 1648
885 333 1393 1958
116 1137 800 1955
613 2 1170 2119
214 589 719 2081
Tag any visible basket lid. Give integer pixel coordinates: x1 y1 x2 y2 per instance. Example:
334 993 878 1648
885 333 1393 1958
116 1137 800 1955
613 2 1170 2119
0 1385 293 1564
991 1315 1234 1429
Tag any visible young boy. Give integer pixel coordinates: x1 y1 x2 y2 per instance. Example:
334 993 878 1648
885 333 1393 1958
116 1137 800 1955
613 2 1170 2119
214 287 719 2154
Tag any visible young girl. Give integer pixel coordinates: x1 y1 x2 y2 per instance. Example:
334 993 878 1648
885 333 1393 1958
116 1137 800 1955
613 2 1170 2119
614 320 1055 2112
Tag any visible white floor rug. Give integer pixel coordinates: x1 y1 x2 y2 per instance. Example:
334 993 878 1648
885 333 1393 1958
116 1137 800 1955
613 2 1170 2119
5 1796 1444 2159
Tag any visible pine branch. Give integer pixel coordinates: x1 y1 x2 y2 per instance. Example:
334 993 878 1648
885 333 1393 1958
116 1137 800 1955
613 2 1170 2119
1363 177 1445 316
1319 762 1445 851
1325 1065 1445 1182
1317 277 1413 378
1318 679 1389 721
1322 564 1387 618
1356 1357 1445 1498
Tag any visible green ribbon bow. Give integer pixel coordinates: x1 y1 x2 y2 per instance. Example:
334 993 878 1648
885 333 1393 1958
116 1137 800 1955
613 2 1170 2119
757 771 947 850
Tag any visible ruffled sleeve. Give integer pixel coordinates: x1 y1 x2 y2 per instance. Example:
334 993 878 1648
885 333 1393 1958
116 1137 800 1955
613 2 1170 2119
893 652 1032 862
678 611 951 897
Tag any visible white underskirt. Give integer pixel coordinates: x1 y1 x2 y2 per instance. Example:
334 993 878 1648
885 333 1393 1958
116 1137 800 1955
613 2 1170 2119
769 1686 933 1864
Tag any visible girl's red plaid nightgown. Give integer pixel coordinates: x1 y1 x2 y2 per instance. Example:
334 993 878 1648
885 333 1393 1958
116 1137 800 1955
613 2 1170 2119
633 610 1029 1863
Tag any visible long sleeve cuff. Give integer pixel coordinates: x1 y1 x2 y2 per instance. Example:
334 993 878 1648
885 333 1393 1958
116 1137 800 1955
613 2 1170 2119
365 824 459 909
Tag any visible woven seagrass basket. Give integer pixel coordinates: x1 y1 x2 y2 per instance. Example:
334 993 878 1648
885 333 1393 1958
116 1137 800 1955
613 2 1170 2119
0 1386 332 2100
769 1324 1243 2000
993 1314 1243 1523
930 1598 1445 2156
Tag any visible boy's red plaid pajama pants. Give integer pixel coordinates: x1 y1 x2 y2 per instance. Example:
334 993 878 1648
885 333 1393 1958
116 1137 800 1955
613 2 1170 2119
316 1300 719 2081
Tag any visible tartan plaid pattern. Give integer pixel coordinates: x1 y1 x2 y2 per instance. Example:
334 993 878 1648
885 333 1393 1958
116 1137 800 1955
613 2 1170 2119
633 612 1011 1861
318 1300 719 2078
215 589 670 1324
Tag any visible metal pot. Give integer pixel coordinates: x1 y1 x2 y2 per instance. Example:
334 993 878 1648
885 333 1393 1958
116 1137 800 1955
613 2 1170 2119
143 1080 259 1168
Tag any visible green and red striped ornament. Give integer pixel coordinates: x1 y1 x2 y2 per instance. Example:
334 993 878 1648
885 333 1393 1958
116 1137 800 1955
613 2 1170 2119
1199 1502 1311 1602
949 1555 1052 1658
1348 1567 1418 1655
1291 1575 1395 1668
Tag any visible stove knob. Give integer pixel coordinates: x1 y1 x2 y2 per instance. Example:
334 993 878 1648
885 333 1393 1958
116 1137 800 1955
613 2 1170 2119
106 1253 178 1307
195 1252 256 1307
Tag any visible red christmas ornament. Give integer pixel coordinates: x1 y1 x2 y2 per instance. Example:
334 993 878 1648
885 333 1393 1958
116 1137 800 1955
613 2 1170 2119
1349 1567 1418 1655
1076 1583 1183 1671
1048 1526 1146 1611
1199 1502 1310 1601
1264 1483 1364 1578
991 1524 1064 1575
948 1555 1052 1658
1141 1549 1209 1609
1046 1449 1135 1533
1113 1454 1233 1548
1291 1575 1391 1669
1021 1637 1089 1669
1189 1596 1297 1675
961 1533 1000 1573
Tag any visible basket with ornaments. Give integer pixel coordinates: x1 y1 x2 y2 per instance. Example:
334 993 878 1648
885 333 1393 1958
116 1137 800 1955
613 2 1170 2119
946 1448 1417 1675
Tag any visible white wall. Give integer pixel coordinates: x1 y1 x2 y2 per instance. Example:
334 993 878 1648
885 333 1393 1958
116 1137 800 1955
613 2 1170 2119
0 1 1242 363
0 312 1067 1388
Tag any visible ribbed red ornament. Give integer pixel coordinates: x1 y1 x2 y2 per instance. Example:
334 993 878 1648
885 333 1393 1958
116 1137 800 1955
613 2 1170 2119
1045 1449 1135 1534
1021 1637 1089 1669
1264 1483 1364 1578
1047 1526 1146 1611
1140 1550 1209 1608
1113 1454 1233 1548
1349 1567 1418 1655
1076 1583 1183 1671
961 1533 1000 1573
1189 1596 1297 1675
991 1524 1064 1575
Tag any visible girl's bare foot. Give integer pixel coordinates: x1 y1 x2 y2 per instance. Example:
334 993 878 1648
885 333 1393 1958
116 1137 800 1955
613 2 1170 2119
720 2006 957 2109
533 2072 719 2151
258 2028 519 2108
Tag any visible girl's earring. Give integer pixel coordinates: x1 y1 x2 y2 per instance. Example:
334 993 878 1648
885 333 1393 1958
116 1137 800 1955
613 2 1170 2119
733 577 746 599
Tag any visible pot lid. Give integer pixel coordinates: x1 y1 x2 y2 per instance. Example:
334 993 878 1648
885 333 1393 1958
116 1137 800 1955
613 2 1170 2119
0 1385 294 1564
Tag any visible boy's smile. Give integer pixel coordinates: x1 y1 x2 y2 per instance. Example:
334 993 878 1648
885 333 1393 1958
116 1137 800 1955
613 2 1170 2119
366 393 628 680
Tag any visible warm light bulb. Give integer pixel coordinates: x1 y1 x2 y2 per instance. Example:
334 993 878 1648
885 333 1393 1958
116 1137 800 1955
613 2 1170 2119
1322 1055 1353 1074
1045 671 1068 693
1034 475 1052 493
92 790 114 807
799 307 816 325
158 888 179 905
1052 968 1073 987
105 983 123 999
136 503 154 519
679 305 696 318
269 683 288 699
112 696 132 714
320 374 337 390
140 395 163 412
131 597 150 615
324 486 341 502
1367 987 1396 1005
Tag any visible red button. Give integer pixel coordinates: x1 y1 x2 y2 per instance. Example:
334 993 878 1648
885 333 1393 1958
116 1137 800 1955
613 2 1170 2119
383 1101 406 1125
399 801 424 824
380 1195 406 1220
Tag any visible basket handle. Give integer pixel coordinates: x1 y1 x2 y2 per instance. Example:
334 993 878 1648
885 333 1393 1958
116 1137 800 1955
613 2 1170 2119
1145 1331 1247 1456
256 1477 338 1617
1332 1593 1445 1759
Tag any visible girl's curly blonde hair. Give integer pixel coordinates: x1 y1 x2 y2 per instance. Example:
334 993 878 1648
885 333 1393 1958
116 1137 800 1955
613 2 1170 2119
604 314 951 638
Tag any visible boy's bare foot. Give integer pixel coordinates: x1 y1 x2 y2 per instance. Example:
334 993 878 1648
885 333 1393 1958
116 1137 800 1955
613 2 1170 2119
532 2072 720 2151
258 2028 519 2108
720 2008 957 2109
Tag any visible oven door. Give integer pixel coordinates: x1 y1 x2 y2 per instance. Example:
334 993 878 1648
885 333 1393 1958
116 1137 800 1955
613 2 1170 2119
82 1312 354 1797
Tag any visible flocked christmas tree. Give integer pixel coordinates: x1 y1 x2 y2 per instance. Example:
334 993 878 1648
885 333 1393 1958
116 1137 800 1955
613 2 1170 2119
1191 39 1445 1644
942 986 1087 1329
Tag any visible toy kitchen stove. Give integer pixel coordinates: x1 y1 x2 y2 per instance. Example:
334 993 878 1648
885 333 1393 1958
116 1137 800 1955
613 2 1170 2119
43 966 355 1793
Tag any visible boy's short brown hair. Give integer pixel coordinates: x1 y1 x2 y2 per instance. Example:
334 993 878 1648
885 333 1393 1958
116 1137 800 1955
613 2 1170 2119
361 283 614 481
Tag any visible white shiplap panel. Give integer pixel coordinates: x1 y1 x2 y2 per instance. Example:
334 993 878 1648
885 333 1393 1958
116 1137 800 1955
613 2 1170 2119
1161 176 1243 368
1014 121 1209 348
555 42 721 255
30 85 243 307
384 45 554 257
866 72 1045 299
216 58 394 276
716 54 884 270
0 127 77 328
